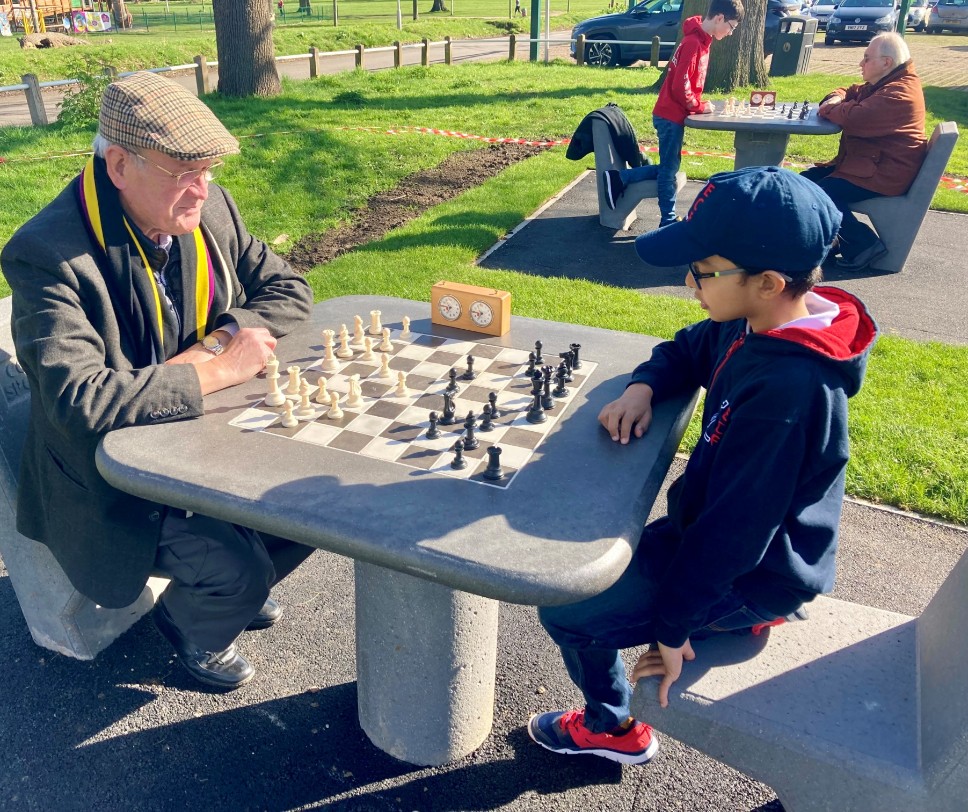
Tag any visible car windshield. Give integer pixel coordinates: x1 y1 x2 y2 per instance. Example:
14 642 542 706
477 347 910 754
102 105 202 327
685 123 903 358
631 0 681 13
837 0 892 7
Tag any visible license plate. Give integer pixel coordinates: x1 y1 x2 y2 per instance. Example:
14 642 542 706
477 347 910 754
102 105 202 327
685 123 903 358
845 24 867 29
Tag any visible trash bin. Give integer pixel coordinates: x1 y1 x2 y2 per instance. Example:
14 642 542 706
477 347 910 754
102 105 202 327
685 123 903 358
769 16 818 77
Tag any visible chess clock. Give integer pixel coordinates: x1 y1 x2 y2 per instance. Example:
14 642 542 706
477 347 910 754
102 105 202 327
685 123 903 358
749 90 776 108
431 281 512 337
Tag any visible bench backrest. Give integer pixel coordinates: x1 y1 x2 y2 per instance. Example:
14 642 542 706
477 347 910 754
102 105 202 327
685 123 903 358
905 121 958 205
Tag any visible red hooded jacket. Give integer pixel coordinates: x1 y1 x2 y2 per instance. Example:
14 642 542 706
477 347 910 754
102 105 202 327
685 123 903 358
653 16 712 126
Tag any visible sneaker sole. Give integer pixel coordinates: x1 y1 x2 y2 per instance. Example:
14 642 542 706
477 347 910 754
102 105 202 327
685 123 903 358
603 174 618 210
526 714 659 765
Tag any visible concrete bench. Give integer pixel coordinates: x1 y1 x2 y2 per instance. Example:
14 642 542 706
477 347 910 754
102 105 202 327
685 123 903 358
630 547 968 812
851 121 959 274
0 298 166 660
592 118 686 231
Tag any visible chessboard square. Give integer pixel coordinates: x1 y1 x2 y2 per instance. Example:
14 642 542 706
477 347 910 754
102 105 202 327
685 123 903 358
411 334 449 348
473 424 510 445
229 407 279 432
487 359 524 378
264 421 305 439
404 373 438 392
397 445 445 470
431 456 478 480
466 343 503 360
323 373 351 393
394 343 437 362
348 413 394 436
459 442 488 460
493 442 531 469
496 347 532 365
456 385 492 404
360 380 394 399
499 426 544 450
411 429 464 453
328 430 372 453
293 422 342 446
426 350 464 368
570 373 590 388
470 467 516 488
381 421 426 444
409 361 452 380
508 412 559 433
466 369 507 390
340 362 375 379
365 399 408 420
397 404 433 427
499 392 534 411
412 393 440 412
438 339 478 356
359 434 409 462
316 410 361 430
387 356 420 373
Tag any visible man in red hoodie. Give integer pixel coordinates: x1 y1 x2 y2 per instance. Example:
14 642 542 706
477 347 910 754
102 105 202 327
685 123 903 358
604 0 744 227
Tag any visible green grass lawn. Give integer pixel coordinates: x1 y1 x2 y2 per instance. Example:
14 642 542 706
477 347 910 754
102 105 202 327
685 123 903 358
1 60 966 524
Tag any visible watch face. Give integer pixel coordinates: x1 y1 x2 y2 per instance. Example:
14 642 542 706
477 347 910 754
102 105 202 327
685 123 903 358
437 294 462 322
469 300 494 327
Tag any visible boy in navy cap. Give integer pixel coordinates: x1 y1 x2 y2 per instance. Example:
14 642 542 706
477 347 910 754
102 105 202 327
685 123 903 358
528 166 877 765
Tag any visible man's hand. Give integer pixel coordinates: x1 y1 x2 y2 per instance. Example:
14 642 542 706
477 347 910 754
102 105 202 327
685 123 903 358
193 327 277 395
598 383 654 444
631 640 696 708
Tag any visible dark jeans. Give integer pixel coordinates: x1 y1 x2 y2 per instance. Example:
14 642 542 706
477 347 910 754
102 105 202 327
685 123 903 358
619 114 684 226
155 510 314 651
801 165 885 260
538 522 780 733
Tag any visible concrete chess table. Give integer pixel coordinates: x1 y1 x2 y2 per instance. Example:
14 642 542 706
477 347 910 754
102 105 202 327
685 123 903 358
686 102 842 169
96 295 699 766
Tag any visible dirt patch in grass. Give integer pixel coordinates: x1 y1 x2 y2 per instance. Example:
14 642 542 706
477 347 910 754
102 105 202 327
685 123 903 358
286 142 544 271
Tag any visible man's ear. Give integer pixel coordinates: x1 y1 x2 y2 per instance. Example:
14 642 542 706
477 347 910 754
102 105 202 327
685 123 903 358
103 145 133 191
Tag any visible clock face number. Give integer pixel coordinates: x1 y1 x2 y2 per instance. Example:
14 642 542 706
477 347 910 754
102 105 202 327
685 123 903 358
437 295 462 322
469 300 494 327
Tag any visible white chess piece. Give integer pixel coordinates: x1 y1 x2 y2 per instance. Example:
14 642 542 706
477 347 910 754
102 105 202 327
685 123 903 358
280 400 298 428
361 337 375 361
326 391 344 419
315 375 329 405
394 370 409 397
378 327 393 353
351 315 366 347
265 369 286 407
321 329 340 372
345 374 364 408
379 352 392 379
295 380 316 418
286 365 302 395
401 316 411 338
336 328 354 359
369 309 383 336
265 353 279 377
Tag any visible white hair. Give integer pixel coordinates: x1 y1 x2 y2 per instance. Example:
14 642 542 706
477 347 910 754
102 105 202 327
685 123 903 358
91 133 119 158
871 32 910 67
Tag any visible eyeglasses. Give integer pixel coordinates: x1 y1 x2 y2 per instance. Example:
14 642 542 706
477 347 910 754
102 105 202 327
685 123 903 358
860 52 888 63
726 20 738 31
129 150 224 188
688 262 793 289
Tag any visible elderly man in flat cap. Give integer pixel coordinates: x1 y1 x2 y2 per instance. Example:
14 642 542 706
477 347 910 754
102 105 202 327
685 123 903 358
1 72 315 690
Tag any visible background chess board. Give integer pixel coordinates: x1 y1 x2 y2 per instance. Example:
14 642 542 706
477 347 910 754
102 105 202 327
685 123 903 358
229 328 596 489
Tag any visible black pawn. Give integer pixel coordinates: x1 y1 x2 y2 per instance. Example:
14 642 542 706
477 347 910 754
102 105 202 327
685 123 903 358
541 365 555 410
441 391 457 425
480 404 494 432
446 367 459 393
526 351 536 377
534 340 544 365
799 105 808 120
781 104 786 114
482 446 504 481
488 391 501 420
426 411 440 439
569 343 582 369
451 438 468 470
553 364 569 398
461 355 477 381
463 410 480 450
787 108 794 120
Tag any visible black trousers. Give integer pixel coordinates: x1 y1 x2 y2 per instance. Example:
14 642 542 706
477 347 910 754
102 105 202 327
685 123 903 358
801 165 884 260
154 510 315 651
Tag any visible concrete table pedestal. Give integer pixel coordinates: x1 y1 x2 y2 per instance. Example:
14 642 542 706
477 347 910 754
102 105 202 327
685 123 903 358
355 562 499 765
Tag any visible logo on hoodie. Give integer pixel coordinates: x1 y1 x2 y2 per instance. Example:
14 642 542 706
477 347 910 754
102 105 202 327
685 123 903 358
702 399 731 445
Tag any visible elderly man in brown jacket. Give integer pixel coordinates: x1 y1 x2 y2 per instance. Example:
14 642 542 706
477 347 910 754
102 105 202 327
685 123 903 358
803 32 926 271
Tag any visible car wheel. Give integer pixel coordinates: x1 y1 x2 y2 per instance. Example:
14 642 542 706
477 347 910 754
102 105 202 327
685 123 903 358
586 37 620 67
914 21 925 31
824 35 836 44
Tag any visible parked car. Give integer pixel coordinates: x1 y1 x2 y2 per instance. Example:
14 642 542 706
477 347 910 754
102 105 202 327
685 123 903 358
806 0 838 28
906 0 932 29
569 0 795 67
824 0 898 44
927 0 968 31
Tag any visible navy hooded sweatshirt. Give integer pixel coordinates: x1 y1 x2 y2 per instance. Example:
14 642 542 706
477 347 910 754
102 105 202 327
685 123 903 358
628 286 878 648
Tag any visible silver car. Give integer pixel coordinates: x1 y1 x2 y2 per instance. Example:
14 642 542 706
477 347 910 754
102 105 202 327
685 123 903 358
807 0 839 28
928 0 968 31
907 0 931 28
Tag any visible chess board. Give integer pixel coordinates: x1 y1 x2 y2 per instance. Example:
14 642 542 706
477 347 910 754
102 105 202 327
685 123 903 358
229 327 596 489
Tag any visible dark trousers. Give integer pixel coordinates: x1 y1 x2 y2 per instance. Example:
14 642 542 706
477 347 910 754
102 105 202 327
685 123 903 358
154 510 315 651
801 165 884 260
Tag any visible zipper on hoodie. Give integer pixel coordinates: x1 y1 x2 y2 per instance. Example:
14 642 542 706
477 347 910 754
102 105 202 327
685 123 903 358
709 333 745 390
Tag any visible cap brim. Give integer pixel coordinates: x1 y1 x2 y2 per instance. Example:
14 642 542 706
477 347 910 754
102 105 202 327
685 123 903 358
634 219 712 268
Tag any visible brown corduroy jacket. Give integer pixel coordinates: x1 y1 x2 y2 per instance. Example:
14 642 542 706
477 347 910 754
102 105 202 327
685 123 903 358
817 60 927 197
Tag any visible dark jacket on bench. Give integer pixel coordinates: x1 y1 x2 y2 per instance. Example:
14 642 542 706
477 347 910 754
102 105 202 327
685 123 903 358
817 60 927 197
567 103 645 168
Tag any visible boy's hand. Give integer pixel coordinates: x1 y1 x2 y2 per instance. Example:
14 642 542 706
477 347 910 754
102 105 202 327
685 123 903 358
598 383 654 444
701 101 714 114
631 640 696 708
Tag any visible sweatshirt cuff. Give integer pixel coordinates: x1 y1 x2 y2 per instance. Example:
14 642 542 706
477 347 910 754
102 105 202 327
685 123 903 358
653 620 691 649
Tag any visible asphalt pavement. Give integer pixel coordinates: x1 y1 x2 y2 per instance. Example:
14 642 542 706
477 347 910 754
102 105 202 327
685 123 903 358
1 169 967 812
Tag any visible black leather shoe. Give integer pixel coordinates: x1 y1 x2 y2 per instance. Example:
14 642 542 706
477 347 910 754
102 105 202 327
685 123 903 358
836 239 887 271
153 602 255 690
245 597 283 631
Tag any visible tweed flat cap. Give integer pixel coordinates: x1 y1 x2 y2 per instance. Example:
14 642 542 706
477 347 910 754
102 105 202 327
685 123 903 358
98 71 240 161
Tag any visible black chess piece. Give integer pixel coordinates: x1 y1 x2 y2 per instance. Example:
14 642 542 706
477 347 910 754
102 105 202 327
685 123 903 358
480 404 494 432
461 355 476 381
569 343 582 369
463 410 480 450
534 340 544 365
792 101 799 111
526 376 546 424
553 364 569 398
541 365 555 410
526 351 536 377
799 105 808 120
426 411 440 439
559 351 574 382
781 104 787 114
787 108 794 119
488 391 501 419
482 446 504 481
451 438 468 470
446 367 459 393
441 391 457 425
530 370 543 397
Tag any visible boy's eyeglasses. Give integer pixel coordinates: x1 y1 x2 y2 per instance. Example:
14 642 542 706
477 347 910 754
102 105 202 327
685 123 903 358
726 20 738 31
688 262 792 290
129 150 224 188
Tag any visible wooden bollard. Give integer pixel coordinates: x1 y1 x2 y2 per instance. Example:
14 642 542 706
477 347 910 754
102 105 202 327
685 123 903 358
575 34 585 67
509 33 516 61
394 40 403 68
194 54 210 95
309 45 321 78
21 73 48 127
422 37 430 66
445 36 452 65
650 36 660 67
355 43 365 69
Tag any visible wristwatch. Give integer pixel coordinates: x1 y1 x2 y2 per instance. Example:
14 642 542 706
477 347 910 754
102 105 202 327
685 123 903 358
201 334 225 356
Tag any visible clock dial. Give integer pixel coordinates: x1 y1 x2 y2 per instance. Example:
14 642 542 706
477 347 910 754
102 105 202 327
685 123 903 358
469 300 494 327
437 294 462 322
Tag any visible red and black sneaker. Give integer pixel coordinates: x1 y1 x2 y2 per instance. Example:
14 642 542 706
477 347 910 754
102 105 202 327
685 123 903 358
527 709 659 765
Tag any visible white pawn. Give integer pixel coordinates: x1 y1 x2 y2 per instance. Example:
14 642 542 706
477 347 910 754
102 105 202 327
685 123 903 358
280 400 298 428
379 352 392 379
345 374 364 408
315 375 329 405
286 365 302 395
336 327 354 359
360 337 375 361
401 316 411 338
326 391 344 420
369 309 383 336
350 315 366 347
394 370 409 397
378 327 393 353
295 380 316 418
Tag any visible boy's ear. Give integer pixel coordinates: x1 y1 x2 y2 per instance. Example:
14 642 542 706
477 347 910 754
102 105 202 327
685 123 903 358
756 271 789 298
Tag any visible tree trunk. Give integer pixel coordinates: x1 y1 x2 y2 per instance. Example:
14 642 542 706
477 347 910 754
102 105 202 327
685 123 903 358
110 0 132 29
705 0 769 91
430 0 449 10
212 0 281 98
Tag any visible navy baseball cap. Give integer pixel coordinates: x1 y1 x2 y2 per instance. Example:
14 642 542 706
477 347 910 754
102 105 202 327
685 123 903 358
634 166 841 278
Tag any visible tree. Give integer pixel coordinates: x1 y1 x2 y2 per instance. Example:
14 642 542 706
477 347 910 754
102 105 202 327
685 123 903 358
109 0 133 29
212 0 281 98
429 0 449 10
